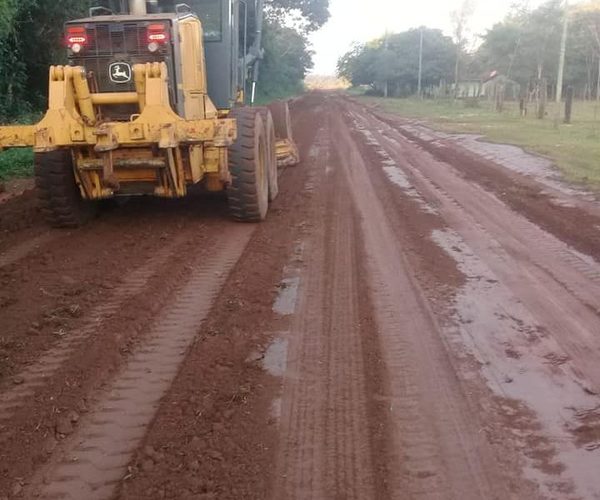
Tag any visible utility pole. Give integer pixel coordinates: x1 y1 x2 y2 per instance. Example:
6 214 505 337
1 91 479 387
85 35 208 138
384 31 389 98
556 0 569 103
417 28 424 98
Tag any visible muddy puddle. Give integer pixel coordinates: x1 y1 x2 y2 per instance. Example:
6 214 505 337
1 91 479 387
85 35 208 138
432 227 600 498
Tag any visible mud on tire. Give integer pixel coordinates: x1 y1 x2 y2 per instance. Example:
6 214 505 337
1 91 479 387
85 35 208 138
35 149 98 228
227 107 269 222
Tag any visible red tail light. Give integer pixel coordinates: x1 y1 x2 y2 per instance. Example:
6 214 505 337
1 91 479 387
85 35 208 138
66 26 88 48
147 24 169 44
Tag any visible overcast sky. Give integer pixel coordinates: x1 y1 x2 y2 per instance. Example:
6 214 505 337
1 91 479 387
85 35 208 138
309 0 547 75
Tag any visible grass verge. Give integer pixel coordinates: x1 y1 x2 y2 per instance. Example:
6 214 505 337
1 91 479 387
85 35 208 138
357 95 600 189
254 83 305 106
0 148 34 181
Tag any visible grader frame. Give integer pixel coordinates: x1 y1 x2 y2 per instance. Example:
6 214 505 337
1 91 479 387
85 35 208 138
0 62 236 199
0 0 299 226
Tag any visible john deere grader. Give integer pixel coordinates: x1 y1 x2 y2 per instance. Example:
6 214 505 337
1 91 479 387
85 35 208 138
0 0 299 227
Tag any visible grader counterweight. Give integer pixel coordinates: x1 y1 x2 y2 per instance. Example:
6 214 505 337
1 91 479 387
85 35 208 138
0 0 299 227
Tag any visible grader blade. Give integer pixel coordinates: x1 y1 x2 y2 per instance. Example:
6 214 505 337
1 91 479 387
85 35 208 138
268 101 300 167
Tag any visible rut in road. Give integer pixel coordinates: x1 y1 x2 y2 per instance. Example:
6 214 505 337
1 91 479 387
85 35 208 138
25 225 254 499
333 103 509 499
0 232 57 269
0 235 186 425
273 96 511 500
342 95 600 498
4 92 600 499
273 120 383 499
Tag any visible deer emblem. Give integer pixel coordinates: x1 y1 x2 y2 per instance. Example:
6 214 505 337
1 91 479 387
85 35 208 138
109 62 131 83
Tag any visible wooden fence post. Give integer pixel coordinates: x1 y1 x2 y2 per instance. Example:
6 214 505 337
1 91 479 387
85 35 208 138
538 78 547 119
564 85 574 124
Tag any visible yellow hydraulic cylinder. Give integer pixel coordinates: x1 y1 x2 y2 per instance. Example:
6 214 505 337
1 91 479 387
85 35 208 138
90 92 139 105
72 68 96 126
134 65 147 112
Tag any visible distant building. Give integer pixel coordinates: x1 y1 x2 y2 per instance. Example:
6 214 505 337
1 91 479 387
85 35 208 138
481 71 521 100
454 79 482 98
448 71 521 100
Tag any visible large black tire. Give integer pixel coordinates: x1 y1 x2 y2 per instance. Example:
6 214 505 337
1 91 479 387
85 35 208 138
227 107 269 222
35 149 98 228
257 107 279 202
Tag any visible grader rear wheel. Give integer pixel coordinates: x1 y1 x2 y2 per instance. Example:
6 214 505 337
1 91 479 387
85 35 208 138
35 149 98 228
227 107 269 222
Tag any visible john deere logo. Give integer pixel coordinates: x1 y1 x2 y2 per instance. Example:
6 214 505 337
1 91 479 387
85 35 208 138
109 62 132 84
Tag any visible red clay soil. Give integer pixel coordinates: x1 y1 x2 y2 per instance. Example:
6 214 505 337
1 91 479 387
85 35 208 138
0 200 235 494
117 93 396 500
117 157 314 499
1 92 600 499
374 110 600 262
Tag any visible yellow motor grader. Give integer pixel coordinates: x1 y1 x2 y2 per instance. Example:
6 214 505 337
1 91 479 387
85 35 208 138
0 0 299 226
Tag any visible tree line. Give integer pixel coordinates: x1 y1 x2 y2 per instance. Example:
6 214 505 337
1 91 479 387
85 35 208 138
0 0 328 121
339 0 600 101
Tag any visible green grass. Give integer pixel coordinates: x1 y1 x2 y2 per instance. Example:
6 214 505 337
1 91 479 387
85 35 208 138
0 111 40 181
254 83 305 106
345 86 369 97
0 148 34 181
357 95 600 189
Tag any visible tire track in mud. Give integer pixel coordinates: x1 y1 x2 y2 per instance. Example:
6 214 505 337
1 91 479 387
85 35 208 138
343 97 600 498
272 114 382 500
116 95 338 500
381 113 600 263
349 103 600 391
7 92 600 499
0 232 58 269
0 235 187 425
331 104 511 499
26 225 254 499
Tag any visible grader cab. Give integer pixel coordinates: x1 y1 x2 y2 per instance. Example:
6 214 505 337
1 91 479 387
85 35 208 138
0 0 299 227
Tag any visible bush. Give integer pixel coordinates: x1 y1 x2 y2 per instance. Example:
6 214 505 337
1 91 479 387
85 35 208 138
463 97 481 108
256 20 313 104
0 148 34 180
365 87 384 97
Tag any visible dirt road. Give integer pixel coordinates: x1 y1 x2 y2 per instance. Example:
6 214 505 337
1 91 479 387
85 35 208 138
1 92 600 499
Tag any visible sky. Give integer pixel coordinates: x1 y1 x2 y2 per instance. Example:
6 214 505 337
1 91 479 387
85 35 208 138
309 0 545 75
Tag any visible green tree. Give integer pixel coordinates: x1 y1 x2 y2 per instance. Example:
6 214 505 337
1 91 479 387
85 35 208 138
257 0 329 100
476 22 523 78
521 0 563 81
477 0 563 87
257 19 314 100
268 0 329 32
338 28 456 97
338 42 380 87
0 0 90 120
571 2 600 99
451 0 475 97
0 0 328 120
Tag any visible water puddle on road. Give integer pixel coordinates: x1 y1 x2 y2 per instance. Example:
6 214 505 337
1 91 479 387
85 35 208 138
262 337 289 378
382 164 411 189
400 122 597 202
431 228 600 498
262 336 289 421
351 115 438 216
273 277 300 316
265 241 305 422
